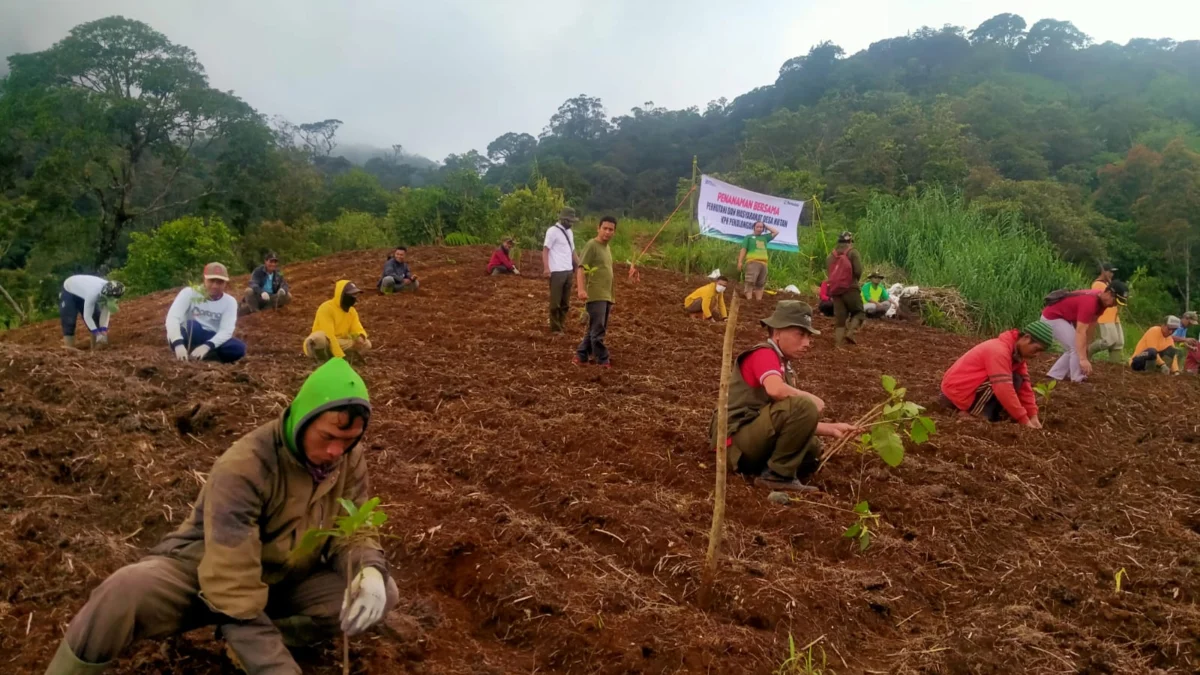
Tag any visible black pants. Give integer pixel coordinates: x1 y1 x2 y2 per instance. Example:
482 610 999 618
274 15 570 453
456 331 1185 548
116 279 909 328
59 291 99 337
818 300 834 317
548 271 573 332
1131 347 1175 372
970 374 1025 422
576 301 611 365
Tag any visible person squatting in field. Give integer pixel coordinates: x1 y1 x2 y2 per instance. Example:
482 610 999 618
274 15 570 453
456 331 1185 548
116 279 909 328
861 272 892 318
304 280 371 363
43 359 398 675
378 247 419 293
737 220 778 301
1040 280 1127 382
60 275 124 349
826 231 866 347
242 251 292 314
544 207 581 333
573 215 617 368
940 320 1054 428
712 301 863 493
684 276 729 321
488 237 520 275
1128 316 1181 374
165 262 246 364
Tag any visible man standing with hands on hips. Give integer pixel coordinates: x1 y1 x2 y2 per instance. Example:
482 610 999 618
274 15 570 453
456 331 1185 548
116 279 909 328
543 207 582 333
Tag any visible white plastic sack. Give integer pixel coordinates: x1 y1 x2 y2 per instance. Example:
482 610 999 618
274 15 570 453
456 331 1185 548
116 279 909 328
783 284 801 296
708 268 722 279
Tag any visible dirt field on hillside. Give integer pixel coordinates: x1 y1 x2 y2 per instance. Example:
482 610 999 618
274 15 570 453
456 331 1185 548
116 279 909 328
2 246 1199 674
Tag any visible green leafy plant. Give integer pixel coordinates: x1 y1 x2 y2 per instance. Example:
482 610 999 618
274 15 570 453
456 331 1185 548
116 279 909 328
1033 379 1057 415
444 232 482 246
819 375 936 471
775 633 827 674
842 500 879 552
118 216 239 294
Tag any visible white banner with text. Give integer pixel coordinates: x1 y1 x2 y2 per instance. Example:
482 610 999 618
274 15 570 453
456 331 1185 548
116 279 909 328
696 175 804 252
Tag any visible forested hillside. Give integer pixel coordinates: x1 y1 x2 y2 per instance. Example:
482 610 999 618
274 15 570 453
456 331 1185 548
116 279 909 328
2 13 1199 325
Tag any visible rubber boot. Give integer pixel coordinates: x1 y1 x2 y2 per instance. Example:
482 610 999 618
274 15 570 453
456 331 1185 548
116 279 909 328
44 640 109 675
834 327 846 348
63 335 76 349
846 316 862 345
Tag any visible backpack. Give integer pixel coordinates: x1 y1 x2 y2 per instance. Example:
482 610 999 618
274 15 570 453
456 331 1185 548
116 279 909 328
827 250 854 296
1043 289 1086 307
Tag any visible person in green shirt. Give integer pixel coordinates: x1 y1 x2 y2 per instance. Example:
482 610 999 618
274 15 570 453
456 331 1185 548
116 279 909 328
861 272 892 318
574 216 617 367
737 221 779 301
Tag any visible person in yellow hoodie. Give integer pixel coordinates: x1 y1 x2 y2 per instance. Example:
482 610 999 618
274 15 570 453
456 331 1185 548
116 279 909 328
303 280 371 363
684 276 729 321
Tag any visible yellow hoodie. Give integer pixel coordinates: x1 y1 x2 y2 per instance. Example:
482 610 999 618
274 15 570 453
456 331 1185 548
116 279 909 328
683 282 728 319
304 280 367 358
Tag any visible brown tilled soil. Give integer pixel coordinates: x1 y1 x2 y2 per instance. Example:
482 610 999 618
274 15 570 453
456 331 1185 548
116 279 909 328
2 246 1199 674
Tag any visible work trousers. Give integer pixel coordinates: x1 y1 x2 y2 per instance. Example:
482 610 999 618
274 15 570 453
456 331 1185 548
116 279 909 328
1087 322 1124 361
864 300 892 317
1046 318 1085 382
381 276 419 292
832 290 865 330
179 320 246 363
967 374 1025 422
576 301 612 365
61 553 398 672
729 396 822 480
548 271 574 333
59 291 101 337
242 288 291 314
489 267 515 275
304 331 371 363
1131 346 1175 372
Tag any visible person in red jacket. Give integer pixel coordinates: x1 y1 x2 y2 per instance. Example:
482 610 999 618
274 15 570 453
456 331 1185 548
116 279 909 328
940 320 1055 428
488 238 520 275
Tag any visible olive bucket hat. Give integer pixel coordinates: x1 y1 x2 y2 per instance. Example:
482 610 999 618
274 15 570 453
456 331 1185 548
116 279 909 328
761 301 821 335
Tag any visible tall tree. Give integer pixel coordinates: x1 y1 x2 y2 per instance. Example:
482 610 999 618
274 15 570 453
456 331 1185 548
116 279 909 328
544 95 611 141
486 132 537 164
969 14 1027 47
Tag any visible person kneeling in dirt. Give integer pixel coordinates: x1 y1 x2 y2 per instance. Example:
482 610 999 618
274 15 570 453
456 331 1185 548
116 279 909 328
817 279 835 317
44 358 398 675
378 246 419 293
683 276 729 321
712 301 862 493
939 320 1053 428
1128 316 1181 374
242 252 291 313
304 280 371 363
165 262 246 363
861 272 892 318
60 275 124 349
488 237 520 275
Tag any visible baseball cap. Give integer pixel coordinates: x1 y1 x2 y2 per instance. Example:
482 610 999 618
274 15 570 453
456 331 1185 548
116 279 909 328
1167 315 1182 329
203 262 230 281
265 251 279 262
1107 279 1129 306
1100 262 1117 273
1184 311 1198 322
837 231 854 244
342 282 362 296
761 301 821 335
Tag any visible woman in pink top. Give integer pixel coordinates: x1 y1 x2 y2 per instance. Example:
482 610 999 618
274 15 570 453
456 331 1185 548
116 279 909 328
1040 280 1127 382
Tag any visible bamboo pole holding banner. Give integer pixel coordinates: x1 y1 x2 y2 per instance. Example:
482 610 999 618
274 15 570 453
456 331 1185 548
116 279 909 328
699 292 740 608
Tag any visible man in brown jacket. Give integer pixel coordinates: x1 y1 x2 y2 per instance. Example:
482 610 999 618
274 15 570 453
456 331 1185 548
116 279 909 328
45 358 398 674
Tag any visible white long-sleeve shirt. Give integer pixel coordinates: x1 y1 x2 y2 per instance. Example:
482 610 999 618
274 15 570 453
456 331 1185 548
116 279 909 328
62 275 111 332
165 287 238 348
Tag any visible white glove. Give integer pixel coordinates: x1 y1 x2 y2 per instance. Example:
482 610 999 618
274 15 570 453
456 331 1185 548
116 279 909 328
174 345 190 361
341 567 387 635
513 267 520 275
190 344 211 361
260 291 270 301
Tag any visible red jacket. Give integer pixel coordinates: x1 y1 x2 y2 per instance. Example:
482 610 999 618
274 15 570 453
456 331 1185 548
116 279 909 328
940 329 1038 424
819 280 831 302
487 247 515 273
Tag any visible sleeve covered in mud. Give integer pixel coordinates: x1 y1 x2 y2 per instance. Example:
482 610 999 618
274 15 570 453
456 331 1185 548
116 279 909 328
331 450 389 583
198 452 269 621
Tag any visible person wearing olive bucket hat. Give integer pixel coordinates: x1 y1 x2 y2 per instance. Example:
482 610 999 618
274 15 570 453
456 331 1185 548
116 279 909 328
710 301 864 493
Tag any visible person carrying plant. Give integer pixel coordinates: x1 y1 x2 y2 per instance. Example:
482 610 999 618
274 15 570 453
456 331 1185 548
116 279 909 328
683 276 729 321
378 247 419 293
939 320 1054 428
736 220 778 301
1041 280 1127 382
165 262 246 363
826 231 866 347
861 272 892 318
711 301 863 493
242 251 291 314
304 280 371 363
543 207 581 333
60 274 124 349
1128 316 1181 374
1087 263 1123 361
488 237 520 275
43 358 398 675
573 216 617 368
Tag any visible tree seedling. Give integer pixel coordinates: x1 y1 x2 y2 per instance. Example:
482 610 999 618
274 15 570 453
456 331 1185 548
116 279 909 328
775 633 827 675
818 375 936 471
1115 567 1128 594
1034 380 1056 416
842 500 879 552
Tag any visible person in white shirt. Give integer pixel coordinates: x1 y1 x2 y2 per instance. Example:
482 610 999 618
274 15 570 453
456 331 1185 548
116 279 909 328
542 207 582 333
165 262 245 363
60 275 125 349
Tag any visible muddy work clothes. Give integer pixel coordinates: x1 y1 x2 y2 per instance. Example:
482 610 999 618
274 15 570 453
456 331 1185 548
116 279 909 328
729 396 822 479
59 290 104 338
548 271 574 332
832 291 865 330
243 286 291 313
576 300 611 365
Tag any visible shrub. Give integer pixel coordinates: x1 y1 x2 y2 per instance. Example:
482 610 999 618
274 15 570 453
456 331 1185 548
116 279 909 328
238 218 323 270
117 216 239 294
309 212 392 254
498 177 565 249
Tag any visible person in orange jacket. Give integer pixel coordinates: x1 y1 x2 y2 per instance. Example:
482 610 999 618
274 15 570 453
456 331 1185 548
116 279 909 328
303 280 371 363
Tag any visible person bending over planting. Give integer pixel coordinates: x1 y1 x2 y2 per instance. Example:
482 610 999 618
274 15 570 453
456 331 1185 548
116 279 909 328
1040 280 1127 382
44 358 398 675
378 247 419 293
242 251 291 314
165 262 246 363
684 276 729 321
861 272 892 318
304 280 371 363
711 301 863 493
826 231 866 347
1128 316 1181 374
940 320 1053 428
737 220 779 301
488 237 520 275
573 216 617 368
60 274 124 349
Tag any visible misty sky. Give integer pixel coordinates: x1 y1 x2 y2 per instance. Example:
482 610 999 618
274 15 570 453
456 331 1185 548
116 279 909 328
3 0 1198 160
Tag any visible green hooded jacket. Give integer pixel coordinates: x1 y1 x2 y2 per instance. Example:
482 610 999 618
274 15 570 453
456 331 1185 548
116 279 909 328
151 358 387 621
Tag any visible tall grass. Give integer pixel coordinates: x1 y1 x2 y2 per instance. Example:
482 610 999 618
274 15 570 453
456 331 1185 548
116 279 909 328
854 189 1087 335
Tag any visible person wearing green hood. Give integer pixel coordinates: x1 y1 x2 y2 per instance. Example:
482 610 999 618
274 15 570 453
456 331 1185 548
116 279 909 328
45 359 398 675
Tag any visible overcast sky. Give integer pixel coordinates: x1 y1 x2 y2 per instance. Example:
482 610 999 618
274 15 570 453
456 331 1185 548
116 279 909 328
3 0 1198 160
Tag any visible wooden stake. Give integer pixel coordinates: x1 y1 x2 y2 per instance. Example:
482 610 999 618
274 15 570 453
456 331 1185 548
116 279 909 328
699 293 739 608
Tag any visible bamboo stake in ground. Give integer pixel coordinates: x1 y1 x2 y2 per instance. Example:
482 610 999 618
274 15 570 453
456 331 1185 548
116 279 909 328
699 293 739 608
